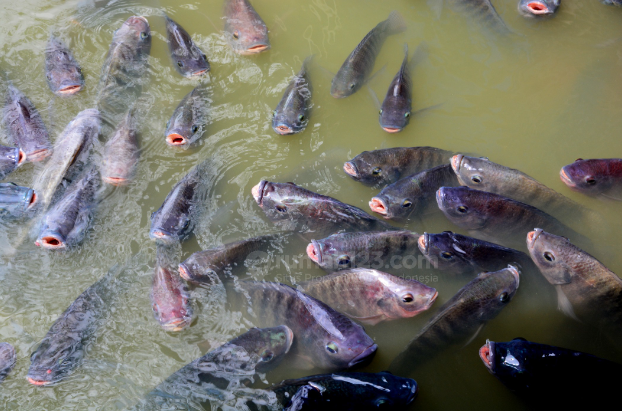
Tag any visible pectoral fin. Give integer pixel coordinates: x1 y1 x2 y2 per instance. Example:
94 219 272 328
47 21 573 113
555 285 580 322
463 323 484 348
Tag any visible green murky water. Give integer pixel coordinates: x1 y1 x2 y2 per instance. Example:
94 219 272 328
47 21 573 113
1 0 622 409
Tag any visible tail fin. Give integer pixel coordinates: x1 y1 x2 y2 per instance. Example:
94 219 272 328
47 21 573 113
384 11 407 36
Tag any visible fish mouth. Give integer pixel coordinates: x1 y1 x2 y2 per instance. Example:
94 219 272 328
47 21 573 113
161 318 191 332
239 44 270 55
58 85 82 95
506 264 521 287
426 290 439 309
450 154 464 174
382 126 402 133
273 124 294 135
178 264 192 281
523 2 553 15
479 340 495 372
27 190 37 209
418 233 429 254
103 176 128 186
251 180 267 205
20 148 51 164
435 188 445 208
166 133 188 147
348 344 378 368
526 228 543 250
192 69 208 76
343 162 359 179
35 234 66 250
27 376 54 386
150 229 175 243
369 197 389 217
306 240 322 264
559 167 576 188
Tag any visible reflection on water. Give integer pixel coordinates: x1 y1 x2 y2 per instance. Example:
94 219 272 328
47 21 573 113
1 0 622 409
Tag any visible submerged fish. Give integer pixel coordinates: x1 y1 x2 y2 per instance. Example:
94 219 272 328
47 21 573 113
251 180 393 237
331 11 406 98
3 83 52 164
390 265 519 374
150 161 211 244
0 145 18 180
266 372 418 411
223 0 270 55
526 229 622 341
35 166 100 250
560 158 622 200
0 183 36 218
165 14 209 77
344 146 453 187
237 281 377 370
602 0 621 5
164 85 209 148
101 107 140 186
272 56 313 135
518 0 560 17
179 234 277 284
44 34 84 96
435 0 511 35
134 326 293 410
298 268 438 325
0 343 16 383
419 231 532 276
151 244 193 332
307 230 422 272
370 164 459 222
480 338 621 405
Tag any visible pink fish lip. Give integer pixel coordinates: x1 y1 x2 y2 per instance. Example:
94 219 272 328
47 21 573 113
161 318 191 332
506 265 521 286
369 197 389 217
418 233 429 254
21 148 52 164
348 344 378 368
58 85 82 95
251 180 267 205
240 44 270 55
306 240 322 265
450 154 463 174
273 124 294 135
36 235 66 250
150 229 175 243
427 290 439 308
103 176 129 186
27 376 54 386
479 340 495 372
191 69 208 76
526 228 543 250
166 133 187 147
343 161 359 178
178 264 192 281
382 126 402 133
559 167 576 188
525 1 552 14
132 16 149 25
27 191 38 209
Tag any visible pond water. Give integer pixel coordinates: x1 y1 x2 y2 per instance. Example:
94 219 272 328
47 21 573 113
1 0 621 409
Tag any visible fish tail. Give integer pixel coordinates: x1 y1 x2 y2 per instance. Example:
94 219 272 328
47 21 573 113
384 11 407 36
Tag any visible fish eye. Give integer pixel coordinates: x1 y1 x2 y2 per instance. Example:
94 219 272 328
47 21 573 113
372 167 382 176
177 61 184 67
376 399 392 408
348 83 355 90
275 205 287 213
182 220 190 229
191 125 199 134
404 112 410 118
46 74 52 80
260 350 274 362
471 175 482 184
401 199 412 208
585 177 596 185
233 30 239 40
140 32 148 39
457 205 468 213
499 292 509 303
298 114 305 122
543 251 555 262
326 342 338 354
379 109 383 115
338 255 350 266
441 251 453 260
402 293 414 303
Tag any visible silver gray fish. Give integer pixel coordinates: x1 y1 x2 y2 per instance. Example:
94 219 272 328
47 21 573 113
272 56 313 135
0 343 16 383
44 34 84 96
0 145 19 180
164 14 209 77
223 0 270 55
164 86 209 148
101 107 139 186
0 183 36 218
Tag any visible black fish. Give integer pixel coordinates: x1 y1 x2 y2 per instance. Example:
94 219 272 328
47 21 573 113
44 34 84 96
101 107 140 186
272 56 313 135
164 86 209 148
165 14 209 77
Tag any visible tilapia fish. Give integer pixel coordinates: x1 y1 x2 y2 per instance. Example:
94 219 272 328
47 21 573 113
0 183 36 218
298 268 437 325
344 146 453 187
527 229 622 342
3 83 51 164
165 14 209 77
224 0 270 55
151 244 193 332
133 326 293 410
307 230 421 272
331 11 406 98
0 343 16 383
251 180 394 237
44 34 84 96
0 145 18 180
419 231 532 276
272 55 313 135
237 281 377 370
436 186 586 250
165 85 209 148
101 107 140 186
150 160 211 244
370 164 459 222
560 158 622 200
438 0 511 35
179 234 278 284
35 166 100 250
517 0 560 17
389 265 519 375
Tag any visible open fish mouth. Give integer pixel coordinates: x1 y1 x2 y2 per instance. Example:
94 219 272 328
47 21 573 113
58 85 82 95
178 264 192 281
526 228 543 250
417 233 429 254
161 318 191 332
506 264 521 287
559 167 576 187
369 197 388 217
150 229 175 243
251 180 267 205
450 154 464 174
306 240 322 264
479 340 495 372
274 124 294 135
242 44 270 54
524 2 552 14
191 69 208 76
381 126 402 133
343 162 359 178
348 344 378 368
166 133 188 147
103 176 128 186
26 190 37 209
35 234 66 249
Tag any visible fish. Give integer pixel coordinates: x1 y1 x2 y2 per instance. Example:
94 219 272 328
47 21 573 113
0 343 16 383
390 266 520 375
560 158 622 200
331 11 406 98
151 244 193 332
27 264 119 386
480 338 621 406
526 229 622 341
517 0 560 17
179 234 278 284
418 231 532 276
436 186 585 250
101 107 139 186
0 145 18 180
251 180 394 237
265 372 418 411
223 0 270 55
0 182 37 218
150 160 212 244
272 55 313 135
602 0 622 5
3 83 52 164
432 0 511 35
44 34 84 96
306 230 422 272
35 166 100 250
164 85 209 148
165 14 209 77
370 164 459 222
236 281 377 370
133 326 293 410
344 146 453 187
297 268 438 325
451 154 587 223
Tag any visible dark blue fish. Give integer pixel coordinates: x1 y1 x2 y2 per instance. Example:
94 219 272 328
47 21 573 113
272 56 313 135
45 34 84 96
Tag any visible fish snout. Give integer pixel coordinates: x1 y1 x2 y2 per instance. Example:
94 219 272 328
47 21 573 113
150 229 175 244
507 264 521 287
523 1 553 15
382 126 402 133
178 264 192 281
369 197 389 217
251 180 268 205
26 190 37 209
559 167 576 188
273 123 294 135
479 340 495 372
192 69 208 76
306 240 322 264
26 376 52 386
418 233 429 254
343 161 359 178
35 233 66 250
166 133 188 147
526 228 543 250
103 176 128 186
161 318 192 332
58 84 82 95
450 154 463 174
348 343 378 368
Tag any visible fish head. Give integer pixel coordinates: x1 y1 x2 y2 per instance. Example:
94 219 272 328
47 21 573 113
418 232 473 274
379 101 410 133
480 338 532 390
377 273 439 319
369 177 420 221
435 186 488 230
151 269 193 332
178 251 221 283
330 69 361 98
114 16 151 55
231 326 294 373
0 183 37 217
306 236 353 271
473 266 520 320
526 229 574 285
165 95 206 148
559 159 611 196
251 180 314 225
518 0 560 17
271 106 309 135
344 151 398 186
165 17 210 77
150 210 191 245
318 321 377 370
450 155 500 192
35 229 68 250
27 338 84 386
224 13 270 55
0 343 16 378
